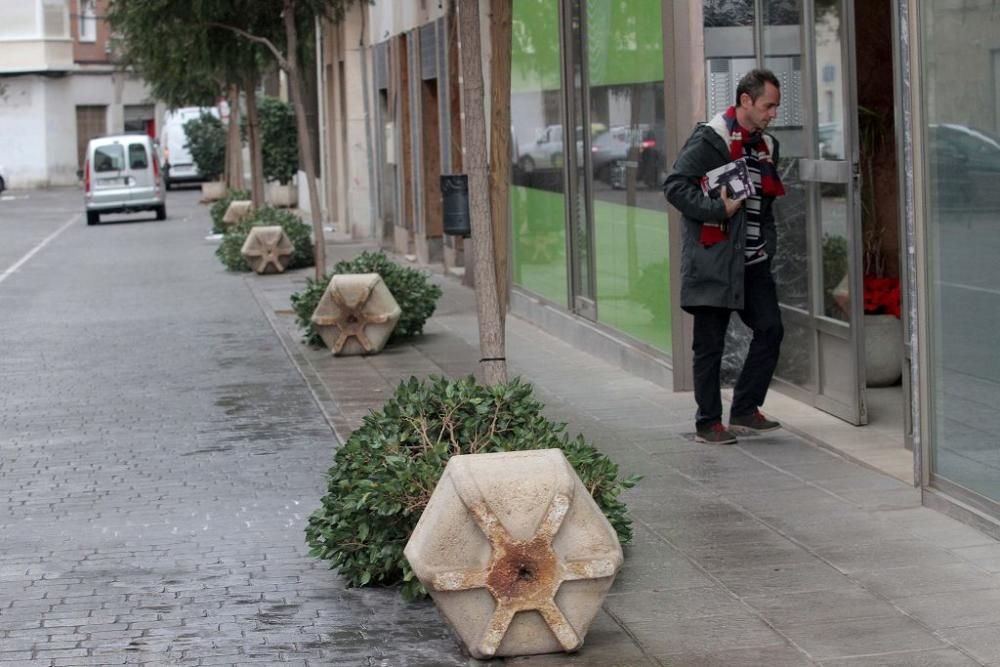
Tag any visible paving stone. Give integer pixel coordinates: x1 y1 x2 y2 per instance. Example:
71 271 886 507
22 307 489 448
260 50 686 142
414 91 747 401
895 587 1000 629
778 615 947 660
817 648 982 666
743 587 901 627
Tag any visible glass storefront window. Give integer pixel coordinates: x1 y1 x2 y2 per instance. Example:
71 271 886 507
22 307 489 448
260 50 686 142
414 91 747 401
511 0 569 306
922 2 1000 504
586 0 671 352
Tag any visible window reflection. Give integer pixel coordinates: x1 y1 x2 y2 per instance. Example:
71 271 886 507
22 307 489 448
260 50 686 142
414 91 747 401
510 0 568 304
924 1 1000 503
587 0 671 351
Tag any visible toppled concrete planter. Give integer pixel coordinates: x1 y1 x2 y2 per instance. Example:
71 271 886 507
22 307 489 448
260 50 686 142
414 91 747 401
240 225 294 274
222 200 254 226
200 181 226 202
404 449 623 659
310 273 401 355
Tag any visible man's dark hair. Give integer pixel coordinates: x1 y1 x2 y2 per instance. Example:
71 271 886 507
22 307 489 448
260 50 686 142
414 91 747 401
735 68 781 105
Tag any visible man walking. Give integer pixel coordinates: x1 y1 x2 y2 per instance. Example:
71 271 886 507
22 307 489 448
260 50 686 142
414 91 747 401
664 69 786 445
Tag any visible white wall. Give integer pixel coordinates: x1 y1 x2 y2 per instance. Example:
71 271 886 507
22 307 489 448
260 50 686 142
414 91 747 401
368 0 445 44
0 77 50 187
0 70 159 188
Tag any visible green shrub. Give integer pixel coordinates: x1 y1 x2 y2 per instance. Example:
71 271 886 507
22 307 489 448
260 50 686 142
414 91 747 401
290 250 442 347
305 375 639 600
183 112 226 181
259 96 299 185
209 188 251 234
215 206 314 272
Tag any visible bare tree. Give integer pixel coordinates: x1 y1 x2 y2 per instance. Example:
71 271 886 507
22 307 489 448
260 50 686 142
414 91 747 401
488 0 513 317
458 0 507 385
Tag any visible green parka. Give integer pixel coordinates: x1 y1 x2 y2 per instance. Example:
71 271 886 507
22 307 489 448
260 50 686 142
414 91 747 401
664 119 779 312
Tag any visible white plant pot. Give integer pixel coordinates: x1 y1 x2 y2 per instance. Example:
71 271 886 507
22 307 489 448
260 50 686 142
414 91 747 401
864 313 903 387
267 182 298 208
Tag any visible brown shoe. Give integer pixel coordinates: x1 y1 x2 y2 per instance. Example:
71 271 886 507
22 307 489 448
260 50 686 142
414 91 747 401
695 422 738 445
730 410 781 432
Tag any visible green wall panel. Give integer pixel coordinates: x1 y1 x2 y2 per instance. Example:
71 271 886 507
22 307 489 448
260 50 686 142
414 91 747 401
511 185 568 305
513 0 664 93
512 0 562 93
587 0 665 87
593 200 671 351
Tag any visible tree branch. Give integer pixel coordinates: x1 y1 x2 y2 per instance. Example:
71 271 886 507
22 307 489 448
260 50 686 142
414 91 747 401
206 21 288 71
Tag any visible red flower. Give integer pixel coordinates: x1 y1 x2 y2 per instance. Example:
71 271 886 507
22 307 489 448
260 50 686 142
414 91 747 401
863 275 901 318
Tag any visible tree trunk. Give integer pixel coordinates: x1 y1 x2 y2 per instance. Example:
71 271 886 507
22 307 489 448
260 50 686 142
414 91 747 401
225 83 245 191
458 0 507 385
244 77 266 208
488 0 512 318
284 0 326 279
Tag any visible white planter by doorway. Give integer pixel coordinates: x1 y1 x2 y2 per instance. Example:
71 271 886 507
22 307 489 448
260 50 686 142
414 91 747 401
864 313 903 387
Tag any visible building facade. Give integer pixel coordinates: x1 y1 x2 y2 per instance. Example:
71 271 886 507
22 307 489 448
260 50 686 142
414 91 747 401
0 0 161 189
318 0 1000 537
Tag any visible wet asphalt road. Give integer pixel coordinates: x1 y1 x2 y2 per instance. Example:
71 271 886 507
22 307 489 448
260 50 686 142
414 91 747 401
0 187 465 666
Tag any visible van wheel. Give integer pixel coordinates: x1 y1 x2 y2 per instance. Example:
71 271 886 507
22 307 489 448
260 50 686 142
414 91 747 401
155 205 167 221
86 211 99 225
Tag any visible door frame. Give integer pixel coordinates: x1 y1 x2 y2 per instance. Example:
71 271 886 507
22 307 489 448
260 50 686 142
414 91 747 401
558 0 599 321
773 0 868 424
668 0 869 425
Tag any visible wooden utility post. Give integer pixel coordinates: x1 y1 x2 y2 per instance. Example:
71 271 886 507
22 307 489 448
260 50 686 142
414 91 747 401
457 0 508 385
488 0 512 316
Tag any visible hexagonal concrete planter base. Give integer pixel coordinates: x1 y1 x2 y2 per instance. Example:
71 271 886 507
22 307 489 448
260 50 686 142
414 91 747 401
240 225 294 274
310 273 401 356
222 200 254 227
404 449 623 659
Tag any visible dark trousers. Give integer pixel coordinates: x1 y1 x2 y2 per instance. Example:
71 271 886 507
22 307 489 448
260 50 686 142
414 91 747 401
690 261 784 430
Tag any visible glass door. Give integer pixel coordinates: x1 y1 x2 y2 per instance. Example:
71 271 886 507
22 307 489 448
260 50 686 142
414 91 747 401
561 0 597 320
762 0 867 424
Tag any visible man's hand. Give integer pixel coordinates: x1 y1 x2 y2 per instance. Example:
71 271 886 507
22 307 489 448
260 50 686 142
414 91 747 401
720 187 744 218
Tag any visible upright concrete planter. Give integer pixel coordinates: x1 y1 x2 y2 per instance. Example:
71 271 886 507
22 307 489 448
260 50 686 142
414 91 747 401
267 182 298 208
200 181 226 202
405 449 623 659
240 225 294 274
222 200 254 227
310 273 401 355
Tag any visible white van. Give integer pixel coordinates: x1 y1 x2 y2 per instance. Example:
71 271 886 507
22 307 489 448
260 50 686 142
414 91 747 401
160 106 221 189
83 134 165 225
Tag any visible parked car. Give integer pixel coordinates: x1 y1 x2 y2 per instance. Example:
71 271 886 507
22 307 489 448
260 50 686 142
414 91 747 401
591 124 665 189
516 123 607 173
83 134 165 225
160 106 220 189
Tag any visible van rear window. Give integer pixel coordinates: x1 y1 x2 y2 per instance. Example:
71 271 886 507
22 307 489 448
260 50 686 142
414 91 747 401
129 144 148 169
93 145 125 172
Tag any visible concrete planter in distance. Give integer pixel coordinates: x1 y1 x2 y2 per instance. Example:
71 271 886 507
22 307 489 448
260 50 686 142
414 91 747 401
267 182 298 208
200 181 226 202
310 273 400 355
404 449 623 659
240 225 294 274
222 200 254 227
